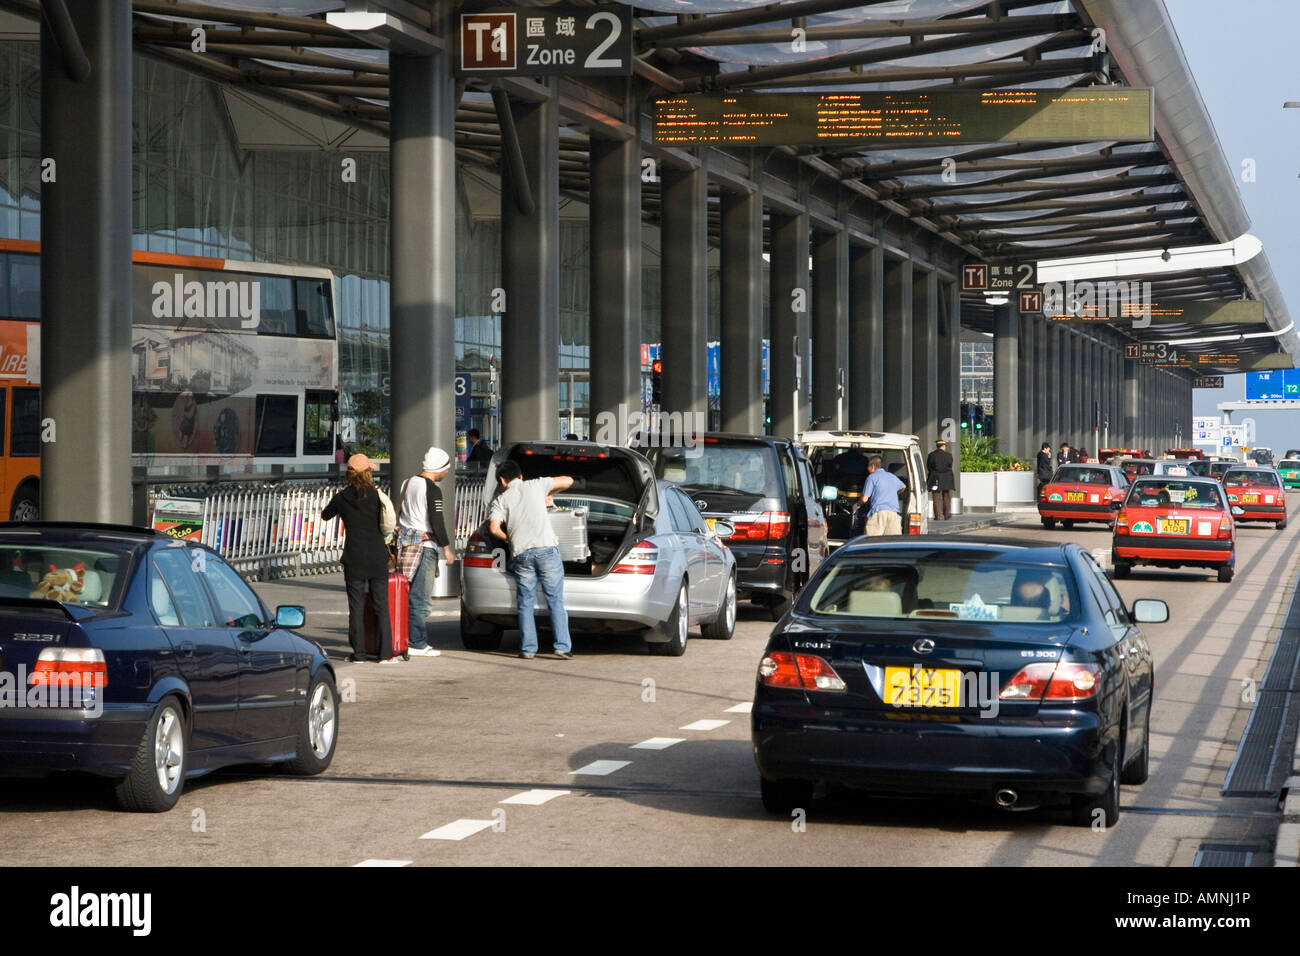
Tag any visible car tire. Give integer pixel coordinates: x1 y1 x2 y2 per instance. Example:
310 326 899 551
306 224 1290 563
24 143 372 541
114 696 187 813
1061 519 1075 530
1217 565 1234 583
648 580 689 657
1113 561 1131 579
1277 519 1287 531
461 607 503 651
1071 742 1121 828
283 670 339 776
700 572 736 640
768 593 793 622
1041 517 1056 530
760 775 813 814
1121 707 1150 786
9 483 38 522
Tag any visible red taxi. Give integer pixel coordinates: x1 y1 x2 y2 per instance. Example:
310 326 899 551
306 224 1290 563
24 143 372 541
1221 466 1287 530
1038 464 1128 529
1112 477 1234 582
1100 447 1148 462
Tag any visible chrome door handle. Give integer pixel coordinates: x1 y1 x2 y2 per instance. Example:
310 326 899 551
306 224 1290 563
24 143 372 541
179 641 194 658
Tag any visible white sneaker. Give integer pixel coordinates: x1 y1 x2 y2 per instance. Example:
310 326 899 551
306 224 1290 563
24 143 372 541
409 646 441 657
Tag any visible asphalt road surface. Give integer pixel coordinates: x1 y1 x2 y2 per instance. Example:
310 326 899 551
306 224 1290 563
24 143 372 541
0 508 1294 867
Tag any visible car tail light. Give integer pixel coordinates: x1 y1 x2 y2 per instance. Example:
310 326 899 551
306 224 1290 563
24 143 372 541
908 513 922 535
1218 516 1233 539
611 539 658 574
29 648 107 687
1115 510 1128 530
464 532 497 568
730 512 791 541
758 652 846 692
999 661 1100 702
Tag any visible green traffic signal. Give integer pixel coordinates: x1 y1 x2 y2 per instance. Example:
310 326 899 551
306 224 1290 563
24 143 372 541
960 421 968 429
975 422 983 430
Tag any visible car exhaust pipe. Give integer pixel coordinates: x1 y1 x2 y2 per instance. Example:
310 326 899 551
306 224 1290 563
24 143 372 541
995 789 1018 808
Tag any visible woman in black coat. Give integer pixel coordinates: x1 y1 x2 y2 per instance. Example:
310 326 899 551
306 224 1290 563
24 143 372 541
322 454 394 663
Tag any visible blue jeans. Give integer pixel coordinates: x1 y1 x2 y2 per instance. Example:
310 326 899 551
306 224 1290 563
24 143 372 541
407 547 439 649
512 546 572 655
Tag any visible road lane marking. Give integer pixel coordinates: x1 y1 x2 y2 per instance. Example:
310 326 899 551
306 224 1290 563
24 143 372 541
354 859 412 866
680 719 730 731
724 702 753 713
500 789 571 805
631 737 685 750
570 760 632 776
419 819 496 840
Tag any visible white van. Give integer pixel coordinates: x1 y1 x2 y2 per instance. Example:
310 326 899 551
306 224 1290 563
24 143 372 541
798 430 929 547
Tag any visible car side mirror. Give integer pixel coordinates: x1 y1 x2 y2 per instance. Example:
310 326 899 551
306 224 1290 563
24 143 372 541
1131 599 1168 624
713 519 736 539
821 485 838 501
276 605 306 629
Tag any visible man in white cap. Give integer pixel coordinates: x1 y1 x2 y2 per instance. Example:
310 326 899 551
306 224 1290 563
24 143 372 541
396 447 456 656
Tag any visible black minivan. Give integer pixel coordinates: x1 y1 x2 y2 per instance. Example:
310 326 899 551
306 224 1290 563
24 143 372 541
638 433 828 619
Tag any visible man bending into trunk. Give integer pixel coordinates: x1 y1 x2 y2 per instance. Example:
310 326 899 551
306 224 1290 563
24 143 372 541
489 461 576 660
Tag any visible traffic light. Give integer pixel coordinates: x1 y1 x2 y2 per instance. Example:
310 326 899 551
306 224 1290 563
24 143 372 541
960 420 968 430
651 359 663 405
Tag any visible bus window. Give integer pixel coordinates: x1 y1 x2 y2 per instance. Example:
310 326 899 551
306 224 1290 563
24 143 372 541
0 253 9 315
254 395 298 456
295 279 334 338
8 255 39 319
255 276 296 336
10 386 38 456
303 390 335 456
0 388 7 454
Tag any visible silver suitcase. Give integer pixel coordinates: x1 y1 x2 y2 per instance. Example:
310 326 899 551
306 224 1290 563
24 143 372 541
549 507 590 562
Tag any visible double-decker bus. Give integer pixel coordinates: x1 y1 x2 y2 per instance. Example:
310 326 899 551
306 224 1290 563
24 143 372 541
0 238 340 519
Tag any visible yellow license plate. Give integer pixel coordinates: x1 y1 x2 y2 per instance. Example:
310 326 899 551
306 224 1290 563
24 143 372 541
705 517 716 530
884 666 962 708
1158 518 1188 534
1065 492 1085 502
1241 494 1259 504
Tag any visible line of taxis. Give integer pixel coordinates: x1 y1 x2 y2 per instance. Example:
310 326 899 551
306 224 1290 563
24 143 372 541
1038 457 1290 583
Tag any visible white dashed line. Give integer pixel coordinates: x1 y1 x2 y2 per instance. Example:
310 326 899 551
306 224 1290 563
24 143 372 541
679 719 730 731
570 760 632 776
630 737 685 750
419 819 496 841
500 789 571 805
354 859 412 867
724 702 753 714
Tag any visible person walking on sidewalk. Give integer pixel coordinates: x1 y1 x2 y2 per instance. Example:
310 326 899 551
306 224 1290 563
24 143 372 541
322 454 393 663
861 456 905 536
1036 442 1054 496
397 446 457 657
488 461 577 660
926 439 955 521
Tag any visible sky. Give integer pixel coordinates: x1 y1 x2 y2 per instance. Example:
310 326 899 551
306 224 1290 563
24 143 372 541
1165 0 1300 451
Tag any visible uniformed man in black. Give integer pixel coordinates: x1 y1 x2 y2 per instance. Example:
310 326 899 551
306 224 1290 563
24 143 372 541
1036 442 1054 496
925 439 955 521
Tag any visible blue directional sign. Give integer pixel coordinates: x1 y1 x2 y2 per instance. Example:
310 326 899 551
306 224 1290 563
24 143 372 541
1246 369 1300 400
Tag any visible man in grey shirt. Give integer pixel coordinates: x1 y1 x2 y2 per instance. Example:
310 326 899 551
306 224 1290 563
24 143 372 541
489 460 576 660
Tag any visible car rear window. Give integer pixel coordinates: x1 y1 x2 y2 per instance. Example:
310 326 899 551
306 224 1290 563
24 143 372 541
1053 466 1111 484
1126 479 1224 510
649 442 783 499
810 446 908 497
804 554 1078 624
1279 460 1300 470
1224 470 1280 488
0 543 130 607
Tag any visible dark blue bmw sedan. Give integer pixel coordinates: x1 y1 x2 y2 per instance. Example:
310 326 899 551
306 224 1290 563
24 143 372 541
0 523 338 811
752 537 1163 827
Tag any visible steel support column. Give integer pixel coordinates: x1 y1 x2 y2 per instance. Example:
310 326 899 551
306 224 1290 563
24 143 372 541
1047 324 1061 448
911 268 938 449
1124 359 1139 449
769 209 810 438
501 81 559 443
1018 311 1035 457
849 243 884 431
993 302 1020 457
40 2 132 521
938 281 961 486
720 188 764 434
882 255 913 435
660 164 708 426
812 227 849 429
588 130 641 439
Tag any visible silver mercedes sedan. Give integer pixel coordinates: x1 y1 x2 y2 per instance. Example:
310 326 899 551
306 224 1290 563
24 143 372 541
460 441 738 656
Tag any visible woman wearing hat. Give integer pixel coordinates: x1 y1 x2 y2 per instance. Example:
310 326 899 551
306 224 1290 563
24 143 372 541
322 453 394 663
396 446 457 657
926 438 955 521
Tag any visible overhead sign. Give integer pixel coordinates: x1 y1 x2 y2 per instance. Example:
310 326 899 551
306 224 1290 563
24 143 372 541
1245 369 1300 400
1019 290 1042 313
1193 376 1224 389
961 262 1037 293
1193 416 1221 446
1048 299 1263 325
1124 343 1140 360
459 7 633 76
1220 424 1245 448
653 88 1154 148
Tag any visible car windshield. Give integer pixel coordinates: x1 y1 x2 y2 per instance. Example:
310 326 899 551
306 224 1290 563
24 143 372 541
1224 470 1280 488
810 445 908 497
1126 479 1223 510
0 542 131 607
649 442 782 498
1052 466 1111 484
804 554 1078 624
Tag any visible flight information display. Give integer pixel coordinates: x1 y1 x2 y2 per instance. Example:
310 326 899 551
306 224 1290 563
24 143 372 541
652 89 1154 147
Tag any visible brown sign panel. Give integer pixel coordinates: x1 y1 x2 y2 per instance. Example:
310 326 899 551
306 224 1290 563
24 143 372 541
1193 376 1224 388
459 7 632 75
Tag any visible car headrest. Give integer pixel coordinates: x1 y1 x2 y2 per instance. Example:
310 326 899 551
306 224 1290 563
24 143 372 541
847 590 902 617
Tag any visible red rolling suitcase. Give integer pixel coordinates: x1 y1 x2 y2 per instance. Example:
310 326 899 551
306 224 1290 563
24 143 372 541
364 573 410 658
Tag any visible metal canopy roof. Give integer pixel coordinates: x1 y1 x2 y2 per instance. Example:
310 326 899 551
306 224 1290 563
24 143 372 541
4 0 1290 373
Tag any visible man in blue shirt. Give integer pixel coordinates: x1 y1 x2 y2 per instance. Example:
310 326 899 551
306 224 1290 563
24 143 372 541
861 456 905 536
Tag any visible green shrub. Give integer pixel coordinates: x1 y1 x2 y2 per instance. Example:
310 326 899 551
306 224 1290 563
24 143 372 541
960 433 1032 473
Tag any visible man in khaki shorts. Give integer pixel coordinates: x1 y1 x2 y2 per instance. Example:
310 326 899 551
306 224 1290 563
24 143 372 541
861 456 905 536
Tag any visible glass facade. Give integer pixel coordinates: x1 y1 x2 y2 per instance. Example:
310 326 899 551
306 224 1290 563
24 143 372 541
960 339 994 409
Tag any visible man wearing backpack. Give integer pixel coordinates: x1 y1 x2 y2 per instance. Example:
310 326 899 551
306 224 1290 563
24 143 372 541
397 447 456 657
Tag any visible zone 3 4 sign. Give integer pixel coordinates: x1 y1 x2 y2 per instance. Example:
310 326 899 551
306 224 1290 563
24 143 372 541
459 7 633 75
